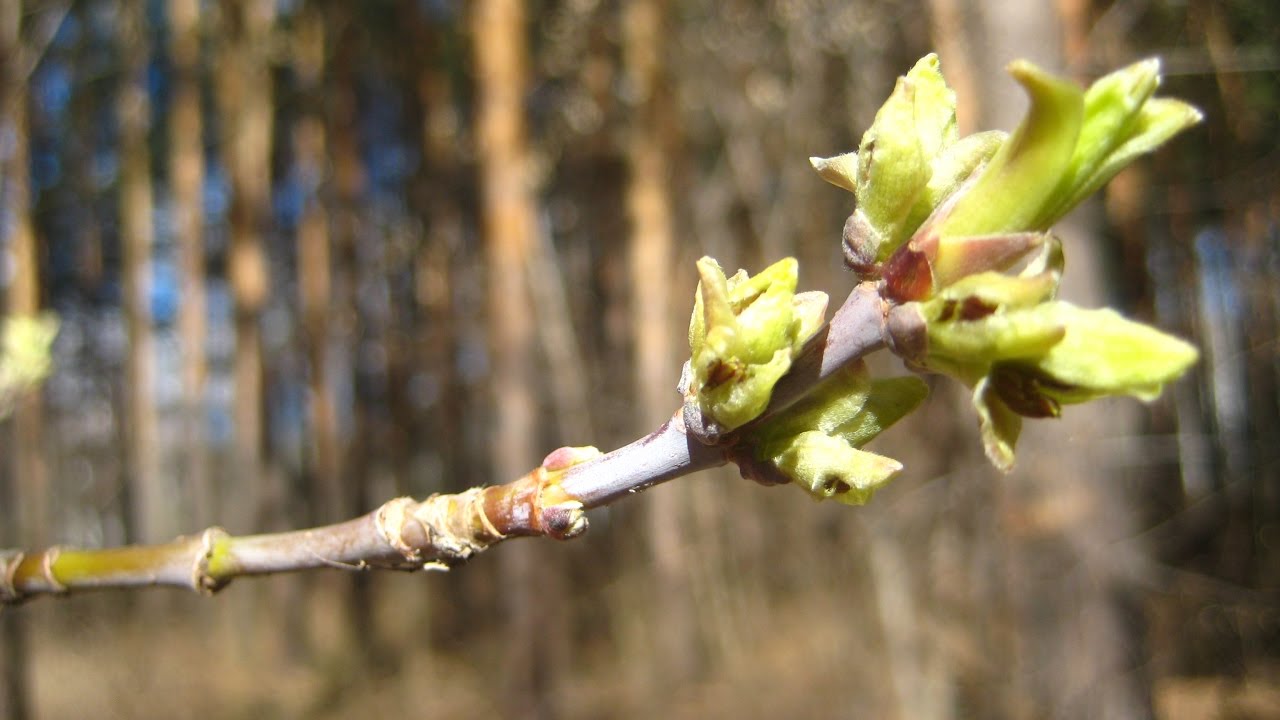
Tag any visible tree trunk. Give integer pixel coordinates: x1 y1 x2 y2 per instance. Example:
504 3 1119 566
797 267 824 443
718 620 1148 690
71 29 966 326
623 0 699 691
472 1 562 716
169 0 211 528
1 2 36 716
294 2 339 528
412 12 472 650
215 0 275 533
322 4 375 661
1 0 45 554
119 0 162 544
968 3 1149 717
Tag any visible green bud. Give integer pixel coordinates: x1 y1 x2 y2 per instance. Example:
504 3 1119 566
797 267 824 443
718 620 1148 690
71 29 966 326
746 363 928 505
855 56 953 247
765 431 903 505
686 257 828 432
816 55 1196 297
812 53 960 264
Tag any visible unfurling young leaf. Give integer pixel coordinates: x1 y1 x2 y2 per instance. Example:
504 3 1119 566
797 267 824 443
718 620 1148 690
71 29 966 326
904 289 1198 470
936 60 1084 239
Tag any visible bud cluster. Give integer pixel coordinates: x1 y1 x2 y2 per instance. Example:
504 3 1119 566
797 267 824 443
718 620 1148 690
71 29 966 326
680 53 1201 501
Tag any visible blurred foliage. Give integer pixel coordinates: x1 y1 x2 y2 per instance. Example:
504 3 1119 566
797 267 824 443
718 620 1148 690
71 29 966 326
0 313 58 419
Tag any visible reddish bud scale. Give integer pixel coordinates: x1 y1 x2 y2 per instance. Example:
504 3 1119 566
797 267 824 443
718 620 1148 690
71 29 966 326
881 240 936 303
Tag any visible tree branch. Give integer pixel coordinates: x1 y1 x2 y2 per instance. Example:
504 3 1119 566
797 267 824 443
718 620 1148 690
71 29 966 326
1 281 888 604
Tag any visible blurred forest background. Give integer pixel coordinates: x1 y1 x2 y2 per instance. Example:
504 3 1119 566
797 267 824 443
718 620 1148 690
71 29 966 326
1 0 1278 718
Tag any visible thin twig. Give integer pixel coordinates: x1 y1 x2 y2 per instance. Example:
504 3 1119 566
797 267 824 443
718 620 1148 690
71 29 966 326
1 283 889 604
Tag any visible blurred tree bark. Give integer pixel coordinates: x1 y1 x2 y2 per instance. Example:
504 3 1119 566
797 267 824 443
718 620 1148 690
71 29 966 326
286 1 341 664
324 4 377 660
410 9 472 651
215 0 275 532
472 0 565 716
169 0 211 528
119 0 162 544
294 1 339 530
927 0 979 134
623 0 700 691
968 3 1148 717
1 0 45 555
1 3 36 716
414 23 467 494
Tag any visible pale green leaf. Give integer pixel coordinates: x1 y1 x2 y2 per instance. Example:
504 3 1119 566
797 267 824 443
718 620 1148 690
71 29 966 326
1029 303 1199 401
938 61 1083 238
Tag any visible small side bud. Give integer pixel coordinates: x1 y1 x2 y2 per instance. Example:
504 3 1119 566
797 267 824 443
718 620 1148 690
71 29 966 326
885 303 928 364
541 446 602 472
541 501 588 541
842 212 881 276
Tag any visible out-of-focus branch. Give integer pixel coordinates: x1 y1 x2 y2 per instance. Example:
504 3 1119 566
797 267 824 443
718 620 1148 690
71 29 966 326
1 284 889 605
